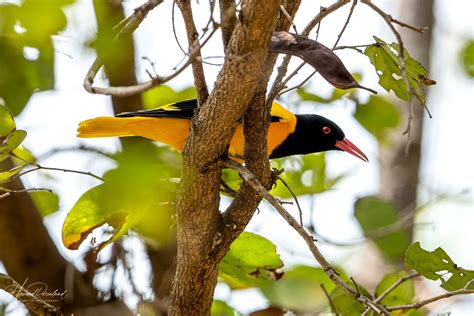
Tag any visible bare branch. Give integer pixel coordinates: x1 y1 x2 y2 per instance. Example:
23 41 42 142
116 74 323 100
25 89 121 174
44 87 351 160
0 187 52 200
387 289 474 312
219 0 237 50
332 0 358 49
0 273 60 315
225 159 390 315
267 0 352 102
176 0 209 105
84 26 218 98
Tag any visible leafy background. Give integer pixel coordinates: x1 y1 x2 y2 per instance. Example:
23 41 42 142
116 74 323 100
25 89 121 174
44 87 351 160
0 0 473 314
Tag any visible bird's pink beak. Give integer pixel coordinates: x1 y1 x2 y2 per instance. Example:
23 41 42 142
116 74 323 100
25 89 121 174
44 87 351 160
335 138 369 162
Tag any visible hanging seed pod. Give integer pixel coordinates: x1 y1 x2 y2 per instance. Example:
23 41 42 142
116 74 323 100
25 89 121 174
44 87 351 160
269 31 377 94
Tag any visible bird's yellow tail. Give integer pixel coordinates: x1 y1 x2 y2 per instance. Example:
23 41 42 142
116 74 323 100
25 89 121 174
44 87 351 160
77 117 141 138
77 116 191 152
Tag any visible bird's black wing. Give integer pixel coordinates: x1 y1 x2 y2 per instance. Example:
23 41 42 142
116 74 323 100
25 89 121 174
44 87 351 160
116 99 197 118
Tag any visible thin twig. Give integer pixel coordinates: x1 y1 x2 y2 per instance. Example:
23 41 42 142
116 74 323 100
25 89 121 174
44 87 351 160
280 5 298 34
321 283 338 315
276 175 303 226
225 159 389 315
267 0 351 103
16 165 104 182
278 70 317 97
375 272 419 303
387 289 474 311
0 187 52 200
332 0 358 49
0 273 60 315
84 26 218 97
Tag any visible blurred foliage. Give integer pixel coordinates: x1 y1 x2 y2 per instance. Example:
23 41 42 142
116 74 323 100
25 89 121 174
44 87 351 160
354 95 400 143
354 196 411 262
62 142 181 251
329 287 368 315
0 102 28 171
375 271 414 306
142 85 196 109
460 39 474 77
259 265 337 312
297 86 349 104
211 300 238 316
365 36 433 104
0 1 74 115
30 191 60 217
270 154 344 198
406 242 474 291
219 232 283 289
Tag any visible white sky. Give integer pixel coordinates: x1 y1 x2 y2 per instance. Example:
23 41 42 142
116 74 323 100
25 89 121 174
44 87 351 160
1 0 473 314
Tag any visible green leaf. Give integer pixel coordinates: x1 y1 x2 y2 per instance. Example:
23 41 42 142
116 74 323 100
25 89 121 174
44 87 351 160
271 154 344 198
0 164 27 183
354 196 410 262
0 104 15 137
12 146 36 164
63 143 181 252
211 300 237 316
30 191 59 217
460 39 474 77
0 130 27 154
259 265 337 312
375 271 414 306
141 85 196 109
219 232 283 289
330 288 364 315
354 95 400 142
365 36 432 104
297 87 349 104
405 242 474 291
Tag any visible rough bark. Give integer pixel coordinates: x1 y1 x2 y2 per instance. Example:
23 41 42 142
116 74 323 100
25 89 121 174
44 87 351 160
379 0 434 239
170 0 283 314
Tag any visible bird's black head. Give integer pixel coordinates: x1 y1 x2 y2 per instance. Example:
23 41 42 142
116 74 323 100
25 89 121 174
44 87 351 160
270 114 368 162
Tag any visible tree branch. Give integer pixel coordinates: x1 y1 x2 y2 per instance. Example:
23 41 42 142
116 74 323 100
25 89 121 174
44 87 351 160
224 159 389 315
387 289 474 312
169 0 283 314
0 273 60 316
176 0 209 105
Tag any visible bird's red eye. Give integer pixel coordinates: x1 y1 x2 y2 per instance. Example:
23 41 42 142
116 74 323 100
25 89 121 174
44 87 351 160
322 126 331 135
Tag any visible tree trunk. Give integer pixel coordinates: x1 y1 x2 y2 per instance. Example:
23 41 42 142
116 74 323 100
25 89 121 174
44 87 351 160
169 0 284 313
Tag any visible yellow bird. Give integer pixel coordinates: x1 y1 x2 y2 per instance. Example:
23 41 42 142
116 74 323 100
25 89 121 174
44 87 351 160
78 99 368 161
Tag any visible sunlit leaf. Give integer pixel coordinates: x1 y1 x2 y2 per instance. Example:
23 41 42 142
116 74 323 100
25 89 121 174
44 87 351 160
0 104 15 137
259 265 337 312
30 191 59 217
12 146 36 164
354 196 410 262
365 36 433 104
375 271 414 306
63 143 181 252
62 184 135 250
460 39 474 77
354 95 400 142
405 242 474 291
0 164 27 183
141 85 196 109
0 130 27 154
211 300 237 316
219 232 283 289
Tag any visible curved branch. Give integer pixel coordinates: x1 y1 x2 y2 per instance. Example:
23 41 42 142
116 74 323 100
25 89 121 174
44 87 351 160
225 159 390 315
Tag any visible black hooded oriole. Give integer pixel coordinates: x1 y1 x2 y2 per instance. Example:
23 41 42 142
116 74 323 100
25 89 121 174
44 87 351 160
77 99 368 162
